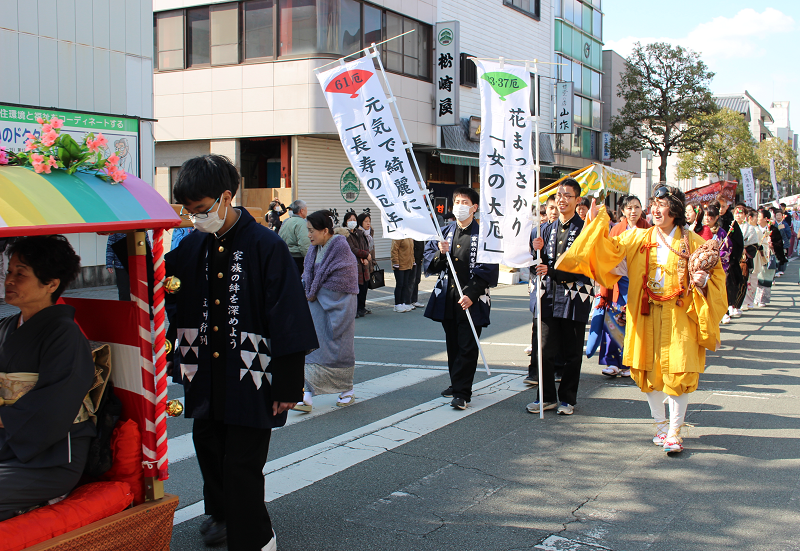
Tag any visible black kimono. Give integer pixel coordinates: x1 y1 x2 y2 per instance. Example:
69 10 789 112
0 304 95 521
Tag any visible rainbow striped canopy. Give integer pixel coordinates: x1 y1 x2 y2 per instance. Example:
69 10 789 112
0 166 181 236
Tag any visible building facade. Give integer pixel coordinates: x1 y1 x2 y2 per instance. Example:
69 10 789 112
152 0 555 258
0 0 156 286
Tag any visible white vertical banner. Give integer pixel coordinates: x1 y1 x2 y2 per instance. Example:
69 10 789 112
769 157 781 206
740 167 756 209
475 60 535 267
316 57 438 240
434 21 459 126
555 82 573 134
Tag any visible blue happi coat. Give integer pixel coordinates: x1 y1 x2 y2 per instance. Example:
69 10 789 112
530 214 593 323
423 221 499 328
165 208 318 429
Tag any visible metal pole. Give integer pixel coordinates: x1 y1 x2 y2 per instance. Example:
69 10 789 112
369 44 492 376
533 62 544 419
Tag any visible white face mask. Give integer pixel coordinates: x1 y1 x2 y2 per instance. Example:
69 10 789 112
347 220 357 230
192 198 227 233
452 204 473 222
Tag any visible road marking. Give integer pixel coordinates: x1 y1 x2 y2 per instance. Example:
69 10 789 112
712 393 769 400
173 374 530 526
356 360 527 375
355 336 528 347
167 368 447 464
366 290 430 304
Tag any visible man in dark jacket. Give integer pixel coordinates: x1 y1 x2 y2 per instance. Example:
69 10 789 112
529 179 593 415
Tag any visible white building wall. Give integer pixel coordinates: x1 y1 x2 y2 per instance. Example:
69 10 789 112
0 0 156 278
438 0 553 136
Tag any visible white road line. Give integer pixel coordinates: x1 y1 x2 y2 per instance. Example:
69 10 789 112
355 336 528 347
712 393 769 400
167 368 447 464
356 360 527 375
366 290 430 304
173 373 529 526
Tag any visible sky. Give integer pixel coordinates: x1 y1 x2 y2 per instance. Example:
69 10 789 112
602 1 799 133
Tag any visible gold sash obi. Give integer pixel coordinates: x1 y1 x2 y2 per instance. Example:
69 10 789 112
0 344 112 425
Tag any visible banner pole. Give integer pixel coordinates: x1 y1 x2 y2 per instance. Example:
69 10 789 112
370 44 492 377
532 61 544 419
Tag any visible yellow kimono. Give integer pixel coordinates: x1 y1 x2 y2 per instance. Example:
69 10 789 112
555 207 727 396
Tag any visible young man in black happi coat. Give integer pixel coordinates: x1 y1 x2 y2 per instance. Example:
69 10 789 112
529 179 593 415
424 187 499 411
166 155 318 551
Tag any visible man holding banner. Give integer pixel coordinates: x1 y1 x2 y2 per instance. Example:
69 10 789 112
423 188 499 410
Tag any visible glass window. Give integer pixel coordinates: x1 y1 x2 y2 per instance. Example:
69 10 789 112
593 9 601 39
573 28 582 62
403 19 419 77
572 61 581 91
210 3 239 65
592 38 601 70
582 65 591 96
561 23 572 57
383 12 403 72
156 11 184 70
563 0 573 23
573 0 581 27
187 7 210 67
572 129 581 156
416 20 429 78
279 0 316 56
561 57 571 85
363 3 381 47
503 0 540 17
244 0 274 59
554 20 562 54
582 128 592 158
592 100 601 129
573 95 581 126
582 3 592 33
340 0 362 55
582 97 591 127
554 0 561 17
315 0 361 56
591 69 600 100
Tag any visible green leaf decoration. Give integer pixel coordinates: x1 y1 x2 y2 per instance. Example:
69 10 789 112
58 146 72 168
481 72 528 101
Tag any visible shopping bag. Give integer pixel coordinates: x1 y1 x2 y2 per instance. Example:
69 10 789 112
368 268 385 289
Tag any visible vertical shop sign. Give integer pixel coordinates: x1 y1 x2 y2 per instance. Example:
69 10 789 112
434 21 460 126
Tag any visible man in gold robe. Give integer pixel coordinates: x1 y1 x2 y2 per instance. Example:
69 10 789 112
538 185 727 453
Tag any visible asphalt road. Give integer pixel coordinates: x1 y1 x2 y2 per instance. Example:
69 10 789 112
5 262 797 551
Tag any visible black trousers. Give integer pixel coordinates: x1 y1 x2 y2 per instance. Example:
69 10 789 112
410 263 422 303
726 264 743 307
527 316 539 378
293 256 304 277
357 282 368 311
193 419 273 551
393 269 413 305
541 317 586 405
442 308 482 401
114 267 131 301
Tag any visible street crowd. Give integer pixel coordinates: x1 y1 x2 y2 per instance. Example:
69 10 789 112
2 153 799 551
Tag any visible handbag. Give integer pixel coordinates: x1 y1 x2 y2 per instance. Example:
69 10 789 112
767 254 778 271
368 266 385 289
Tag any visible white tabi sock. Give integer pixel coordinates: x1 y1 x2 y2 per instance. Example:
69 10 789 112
303 391 313 405
645 390 667 424
667 393 689 436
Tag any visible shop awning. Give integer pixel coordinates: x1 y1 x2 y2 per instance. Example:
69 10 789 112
0 165 181 237
440 118 555 166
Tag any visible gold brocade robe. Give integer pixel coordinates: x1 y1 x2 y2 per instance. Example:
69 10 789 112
555 208 727 374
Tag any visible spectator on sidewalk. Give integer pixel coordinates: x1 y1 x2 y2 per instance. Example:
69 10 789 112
267 200 287 232
409 240 425 309
165 154 317 550
576 197 591 221
278 200 311 275
424 187 499 411
298 210 359 412
105 232 152 302
556 185 727 453
733 203 758 315
391 238 414 313
357 212 375 315
527 179 593 416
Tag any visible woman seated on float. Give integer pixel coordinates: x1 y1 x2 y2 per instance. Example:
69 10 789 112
0 236 95 520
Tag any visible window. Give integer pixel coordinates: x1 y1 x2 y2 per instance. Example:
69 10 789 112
529 75 542 115
591 70 600 100
554 0 561 17
582 3 592 33
156 11 184 70
187 7 210 67
592 100 601 129
563 0 573 23
382 13 429 79
573 95 581 126
211 3 240 65
572 0 581 27
244 0 274 59
461 53 477 87
279 0 317 56
363 3 381 47
503 0 541 19
582 65 590 96
592 8 601 39
572 61 581 92
561 23 572 57
582 97 590 127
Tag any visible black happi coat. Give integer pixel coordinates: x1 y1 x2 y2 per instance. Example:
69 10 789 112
531 215 593 323
0 305 95 468
423 221 499 328
166 208 318 430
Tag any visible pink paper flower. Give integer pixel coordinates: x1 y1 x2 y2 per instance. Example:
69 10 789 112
24 139 36 151
36 116 44 124
86 138 99 153
50 117 64 129
94 133 108 149
31 153 44 164
48 155 58 168
40 130 58 147
107 154 120 166
24 132 34 140
0 147 8 165
41 124 52 133
111 167 126 183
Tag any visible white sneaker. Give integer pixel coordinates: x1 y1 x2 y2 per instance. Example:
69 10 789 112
412 302 425 308
393 304 406 312
523 346 533 356
406 303 416 310
732 308 742 318
721 314 731 324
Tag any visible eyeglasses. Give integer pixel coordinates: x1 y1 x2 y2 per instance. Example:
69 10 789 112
653 186 674 199
180 197 220 220
555 193 575 200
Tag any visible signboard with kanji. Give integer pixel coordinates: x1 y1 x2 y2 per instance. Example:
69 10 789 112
0 104 139 176
555 82 573 135
434 21 460 127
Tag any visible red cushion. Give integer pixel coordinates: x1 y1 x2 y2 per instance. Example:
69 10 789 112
0 481 133 551
100 419 145 505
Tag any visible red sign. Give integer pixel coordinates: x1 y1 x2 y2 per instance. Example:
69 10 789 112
325 70 374 99
685 180 737 206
